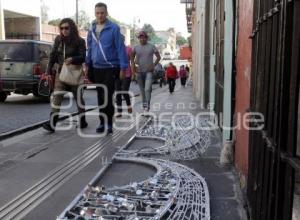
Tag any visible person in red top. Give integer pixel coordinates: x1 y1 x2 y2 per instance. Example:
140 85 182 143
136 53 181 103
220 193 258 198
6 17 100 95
165 62 178 94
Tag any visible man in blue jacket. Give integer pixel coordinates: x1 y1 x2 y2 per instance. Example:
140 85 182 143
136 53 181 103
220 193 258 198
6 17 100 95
86 2 128 134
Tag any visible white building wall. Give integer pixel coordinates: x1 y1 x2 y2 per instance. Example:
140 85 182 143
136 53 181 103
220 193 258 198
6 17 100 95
199 11 205 108
222 0 234 142
0 0 4 40
192 11 198 99
0 0 41 40
156 30 177 54
192 0 206 108
209 0 216 111
190 0 234 142
2 0 41 17
120 26 131 46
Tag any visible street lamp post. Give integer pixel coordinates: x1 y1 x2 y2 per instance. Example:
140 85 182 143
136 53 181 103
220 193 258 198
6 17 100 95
132 17 140 45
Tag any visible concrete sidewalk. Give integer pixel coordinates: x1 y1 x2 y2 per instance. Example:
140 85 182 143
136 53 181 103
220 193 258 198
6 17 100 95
0 83 247 220
135 84 247 219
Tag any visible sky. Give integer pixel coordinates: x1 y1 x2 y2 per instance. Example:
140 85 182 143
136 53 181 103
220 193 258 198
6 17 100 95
44 0 189 37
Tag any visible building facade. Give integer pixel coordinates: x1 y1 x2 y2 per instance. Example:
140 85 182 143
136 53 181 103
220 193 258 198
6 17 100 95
179 46 192 60
182 0 300 219
41 24 88 43
156 28 177 57
0 0 41 40
120 24 131 46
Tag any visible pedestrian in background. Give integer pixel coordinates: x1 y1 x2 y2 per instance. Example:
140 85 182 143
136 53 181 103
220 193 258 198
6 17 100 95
86 2 128 134
154 63 165 88
165 62 178 94
179 65 188 87
131 31 161 114
115 35 133 118
43 18 87 133
185 64 190 74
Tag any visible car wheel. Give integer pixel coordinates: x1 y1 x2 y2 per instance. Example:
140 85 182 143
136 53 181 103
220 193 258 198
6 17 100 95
0 92 8 102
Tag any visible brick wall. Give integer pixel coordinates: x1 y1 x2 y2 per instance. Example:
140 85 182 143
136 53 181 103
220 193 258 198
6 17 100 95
5 17 40 40
41 24 87 43
234 0 254 185
180 46 192 60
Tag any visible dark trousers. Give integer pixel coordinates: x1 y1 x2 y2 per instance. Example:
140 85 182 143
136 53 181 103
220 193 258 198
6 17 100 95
181 77 187 86
168 78 176 93
159 77 166 88
93 68 119 125
115 77 131 113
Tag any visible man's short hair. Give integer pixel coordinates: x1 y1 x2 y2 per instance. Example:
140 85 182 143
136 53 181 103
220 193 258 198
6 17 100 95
95 2 107 10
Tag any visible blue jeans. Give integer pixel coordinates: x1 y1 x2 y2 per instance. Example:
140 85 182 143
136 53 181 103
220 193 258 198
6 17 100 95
137 72 153 109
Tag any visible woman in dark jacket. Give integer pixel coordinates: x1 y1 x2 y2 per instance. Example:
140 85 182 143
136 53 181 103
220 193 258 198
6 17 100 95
43 18 87 132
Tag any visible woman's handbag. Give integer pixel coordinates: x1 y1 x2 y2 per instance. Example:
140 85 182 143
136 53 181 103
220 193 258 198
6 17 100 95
59 44 84 86
38 74 53 97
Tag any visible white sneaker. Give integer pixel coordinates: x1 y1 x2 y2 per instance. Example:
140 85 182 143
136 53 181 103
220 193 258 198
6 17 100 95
144 108 151 116
114 112 122 118
141 108 149 116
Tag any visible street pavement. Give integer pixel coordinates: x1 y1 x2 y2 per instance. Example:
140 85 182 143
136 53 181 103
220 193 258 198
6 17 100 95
0 82 142 134
0 59 186 135
0 83 247 219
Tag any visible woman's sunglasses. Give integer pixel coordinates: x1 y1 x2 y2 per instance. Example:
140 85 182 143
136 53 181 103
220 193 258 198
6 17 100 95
60 26 70 31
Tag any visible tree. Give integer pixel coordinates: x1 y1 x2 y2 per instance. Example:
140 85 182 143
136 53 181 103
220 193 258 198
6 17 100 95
139 24 163 45
108 16 122 25
48 11 91 31
130 28 139 45
41 0 49 24
141 24 156 40
75 10 91 30
48 19 61 26
176 35 188 46
150 35 163 44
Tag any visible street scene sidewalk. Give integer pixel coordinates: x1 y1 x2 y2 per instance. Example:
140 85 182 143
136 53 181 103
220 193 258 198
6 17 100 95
0 83 246 219
0 83 146 135
0 0 299 219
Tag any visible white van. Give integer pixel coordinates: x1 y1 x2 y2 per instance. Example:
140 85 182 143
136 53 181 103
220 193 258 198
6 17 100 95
163 52 172 60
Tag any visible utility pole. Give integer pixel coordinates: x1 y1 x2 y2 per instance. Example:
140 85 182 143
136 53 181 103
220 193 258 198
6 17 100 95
75 0 78 24
131 17 140 45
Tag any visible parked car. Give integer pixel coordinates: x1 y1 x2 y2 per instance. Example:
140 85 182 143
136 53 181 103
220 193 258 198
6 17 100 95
0 40 53 102
153 63 165 84
162 52 172 60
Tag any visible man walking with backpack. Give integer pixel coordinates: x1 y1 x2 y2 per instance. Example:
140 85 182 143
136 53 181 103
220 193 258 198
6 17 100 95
86 2 128 134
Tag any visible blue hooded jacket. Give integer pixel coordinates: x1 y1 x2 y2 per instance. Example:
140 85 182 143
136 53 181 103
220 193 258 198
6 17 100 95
85 20 128 70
